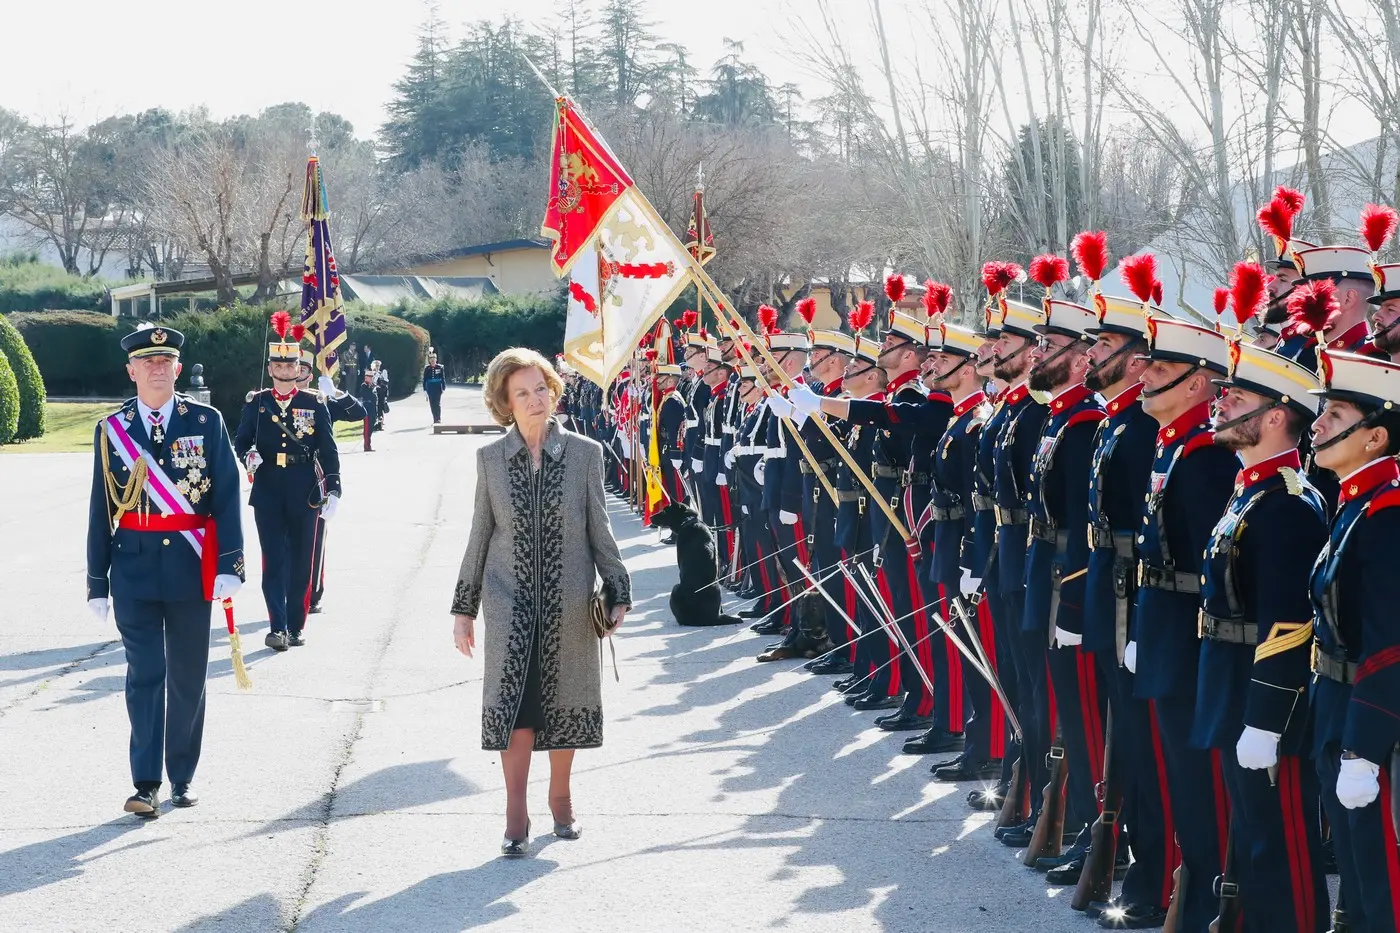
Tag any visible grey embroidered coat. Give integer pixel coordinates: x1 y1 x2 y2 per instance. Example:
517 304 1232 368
452 419 631 751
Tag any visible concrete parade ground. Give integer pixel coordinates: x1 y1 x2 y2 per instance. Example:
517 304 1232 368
4 386 1107 933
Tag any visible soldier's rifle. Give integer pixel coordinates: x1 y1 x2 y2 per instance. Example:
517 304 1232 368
1023 721 1070 865
1072 707 1121 909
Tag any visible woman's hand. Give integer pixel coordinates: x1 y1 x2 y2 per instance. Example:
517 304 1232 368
607 604 629 632
453 614 476 657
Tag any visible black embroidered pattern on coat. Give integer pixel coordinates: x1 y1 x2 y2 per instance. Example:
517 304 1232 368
450 579 481 617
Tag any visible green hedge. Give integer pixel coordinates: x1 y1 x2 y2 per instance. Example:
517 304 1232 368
384 292 566 382
0 315 46 439
8 311 126 397
0 255 108 314
0 351 17 444
343 310 432 398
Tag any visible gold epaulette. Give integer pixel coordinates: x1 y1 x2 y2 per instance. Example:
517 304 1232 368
1279 466 1303 496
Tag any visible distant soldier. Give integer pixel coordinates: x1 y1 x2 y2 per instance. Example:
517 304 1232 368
86 323 244 817
234 313 342 651
356 370 378 452
422 348 446 424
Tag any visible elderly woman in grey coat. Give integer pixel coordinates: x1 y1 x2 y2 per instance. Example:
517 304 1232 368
452 348 630 857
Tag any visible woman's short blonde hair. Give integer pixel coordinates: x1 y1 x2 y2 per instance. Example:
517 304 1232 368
483 347 564 425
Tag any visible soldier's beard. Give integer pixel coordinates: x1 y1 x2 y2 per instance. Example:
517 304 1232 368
1263 291 1292 325
1085 353 1128 392
1214 415 1262 451
1028 356 1071 393
1373 319 1400 355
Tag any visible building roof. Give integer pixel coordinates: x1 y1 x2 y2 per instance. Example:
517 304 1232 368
396 238 551 269
338 275 499 306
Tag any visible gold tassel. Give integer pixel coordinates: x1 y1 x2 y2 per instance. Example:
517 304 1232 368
228 629 253 690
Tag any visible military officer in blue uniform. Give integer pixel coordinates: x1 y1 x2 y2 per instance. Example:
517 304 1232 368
699 349 740 597
295 350 363 615
656 363 688 507
1365 262 1400 364
1124 315 1238 933
1197 338 1330 933
1077 293 1171 925
1019 297 1109 875
235 314 342 651
731 363 786 623
86 323 245 816
986 299 1053 848
1307 350 1400 933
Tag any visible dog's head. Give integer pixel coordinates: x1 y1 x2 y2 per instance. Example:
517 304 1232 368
651 500 700 531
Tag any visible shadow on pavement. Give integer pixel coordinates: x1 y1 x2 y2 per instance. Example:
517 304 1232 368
0 819 157 898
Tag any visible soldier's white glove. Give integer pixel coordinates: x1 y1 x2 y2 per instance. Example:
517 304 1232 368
245 451 263 472
669 459 682 471
754 460 766 484
211 575 242 600
321 494 340 520
767 395 796 420
959 569 981 597
318 375 336 396
714 473 727 487
1337 756 1381 810
691 458 704 474
1054 627 1082 648
724 449 735 470
1123 641 1138 673
788 382 823 417
88 598 108 621
742 505 750 515
779 510 799 526
1235 726 1281 771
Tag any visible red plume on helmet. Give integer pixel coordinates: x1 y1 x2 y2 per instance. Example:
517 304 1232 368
1028 254 1070 292
849 300 875 333
1120 254 1158 305
981 261 1021 297
679 309 698 330
1071 231 1109 283
290 323 306 343
1213 288 1230 322
644 347 658 361
1152 282 1163 306
1360 203 1399 255
1274 185 1305 215
757 304 780 335
697 326 708 341
922 280 952 319
1228 262 1267 327
795 297 818 328
270 309 292 340
1287 278 1340 336
885 273 906 305
1256 197 1294 246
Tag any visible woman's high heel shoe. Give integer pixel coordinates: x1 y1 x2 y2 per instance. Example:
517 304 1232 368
501 820 531 857
553 821 582 840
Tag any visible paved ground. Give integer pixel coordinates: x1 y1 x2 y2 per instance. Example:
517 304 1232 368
2 385 1107 932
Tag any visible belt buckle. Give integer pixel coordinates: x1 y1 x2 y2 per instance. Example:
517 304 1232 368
1310 640 1319 675
277 452 287 467
1197 609 1206 639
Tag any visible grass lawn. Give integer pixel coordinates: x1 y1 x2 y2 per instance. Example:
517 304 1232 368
0 401 366 454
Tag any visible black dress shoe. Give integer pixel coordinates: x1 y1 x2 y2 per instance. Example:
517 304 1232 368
935 757 999 781
737 605 765 619
878 713 933 732
1085 899 1116 919
124 788 160 818
852 692 901 712
902 729 963 754
1045 856 1086 885
968 785 1006 811
308 603 322 614
1097 903 1169 929
288 632 306 647
170 783 199 808
994 817 1034 841
1035 843 1086 873
265 631 288 652
832 676 858 692
750 617 787 636
998 825 1036 848
809 657 854 676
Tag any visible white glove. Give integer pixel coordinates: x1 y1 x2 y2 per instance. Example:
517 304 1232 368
715 473 728 487
211 575 242 600
754 460 766 484
959 569 981 597
788 382 822 417
321 494 340 520
741 505 750 515
767 395 796 419
1337 756 1382 810
669 459 682 471
779 510 799 526
1124 641 1138 673
245 451 263 472
88 598 108 621
691 458 704 473
724 450 735 469
1054 627 1082 648
318 375 336 396
1235 726 1281 771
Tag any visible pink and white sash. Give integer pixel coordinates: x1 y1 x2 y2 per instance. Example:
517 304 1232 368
103 413 205 560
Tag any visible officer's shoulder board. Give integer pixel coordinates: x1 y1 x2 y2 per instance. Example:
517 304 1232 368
1367 479 1400 516
1181 431 1216 458
246 387 273 404
174 393 219 424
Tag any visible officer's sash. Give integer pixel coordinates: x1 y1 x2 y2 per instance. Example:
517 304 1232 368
103 413 206 562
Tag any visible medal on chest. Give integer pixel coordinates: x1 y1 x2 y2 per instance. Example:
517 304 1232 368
291 408 316 437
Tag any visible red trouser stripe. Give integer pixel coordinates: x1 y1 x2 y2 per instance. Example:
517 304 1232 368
875 567 901 696
906 556 933 715
1211 749 1230 874
1075 650 1105 784
1149 701 1180 907
718 487 735 568
754 538 773 594
793 516 810 567
981 599 1005 758
840 550 859 661
1278 756 1313 931
1046 655 1059 739
1380 766 1400 932
939 589 964 728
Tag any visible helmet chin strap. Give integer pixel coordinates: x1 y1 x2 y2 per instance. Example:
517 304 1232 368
932 356 972 386
992 340 1030 369
1087 338 1140 383
1314 409 1382 452
1213 400 1281 435
1371 315 1400 346
1140 364 1200 399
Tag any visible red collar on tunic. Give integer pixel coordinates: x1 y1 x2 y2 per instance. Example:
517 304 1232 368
1326 320 1370 351
1236 447 1300 491
886 370 920 395
822 377 843 396
1157 400 1213 447
1338 457 1400 505
1047 382 1093 415
1105 382 1144 416
1002 383 1030 406
954 391 986 417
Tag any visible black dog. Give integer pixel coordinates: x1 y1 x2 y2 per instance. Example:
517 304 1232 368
650 501 743 626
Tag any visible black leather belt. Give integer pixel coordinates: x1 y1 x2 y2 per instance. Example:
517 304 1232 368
1312 643 1357 684
930 505 965 522
800 457 839 475
902 471 930 488
872 463 903 479
972 493 996 512
995 506 1028 526
1089 524 1133 550
1198 612 1258 645
837 490 862 502
272 451 311 467
1030 516 1057 542
1137 561 1201 594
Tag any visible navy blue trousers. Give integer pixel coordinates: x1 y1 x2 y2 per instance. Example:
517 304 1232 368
254 501 317 634
1047 642 1106 837
1318 745 1400 933
113 597 211 787
1154 697 1229 933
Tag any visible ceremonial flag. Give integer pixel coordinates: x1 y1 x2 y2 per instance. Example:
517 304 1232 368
541 98 633 276
298 156 347 379
645 321 669 518
561 188 691 388
685 181 716 266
